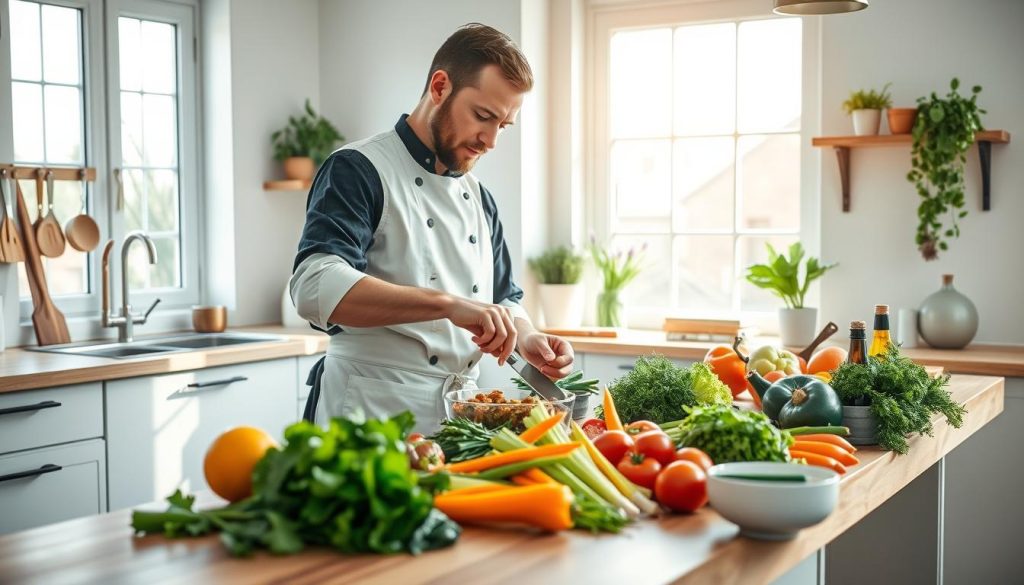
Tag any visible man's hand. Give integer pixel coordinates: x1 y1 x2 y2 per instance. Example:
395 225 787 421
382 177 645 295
518 332 574 379
445 297 518 365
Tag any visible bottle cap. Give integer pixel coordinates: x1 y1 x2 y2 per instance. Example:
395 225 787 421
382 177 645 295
942 274 954 286
874 304 889 315
850 320 866 330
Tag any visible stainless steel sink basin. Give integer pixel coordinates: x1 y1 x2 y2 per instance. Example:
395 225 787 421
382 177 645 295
30 332 289 359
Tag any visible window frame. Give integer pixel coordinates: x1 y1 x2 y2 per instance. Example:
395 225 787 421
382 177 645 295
586 0 821 331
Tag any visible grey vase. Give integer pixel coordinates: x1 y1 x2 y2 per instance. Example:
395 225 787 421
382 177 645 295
918 274 978 349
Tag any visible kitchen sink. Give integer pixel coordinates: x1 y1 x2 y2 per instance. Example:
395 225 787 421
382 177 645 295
30 332 289 359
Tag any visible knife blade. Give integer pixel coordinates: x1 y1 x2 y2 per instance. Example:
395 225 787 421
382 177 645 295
506 351 568 402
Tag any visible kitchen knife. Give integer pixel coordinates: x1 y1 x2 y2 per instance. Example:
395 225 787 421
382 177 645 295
506 351 568 402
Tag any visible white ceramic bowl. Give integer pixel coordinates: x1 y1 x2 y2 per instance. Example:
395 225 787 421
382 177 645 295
707 462 840 540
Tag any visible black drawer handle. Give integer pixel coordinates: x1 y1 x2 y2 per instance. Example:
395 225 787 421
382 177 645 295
0 464 62 483
188 376 248 389
0 400 62 416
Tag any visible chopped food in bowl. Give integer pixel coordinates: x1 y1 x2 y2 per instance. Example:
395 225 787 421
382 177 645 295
444 388 574 432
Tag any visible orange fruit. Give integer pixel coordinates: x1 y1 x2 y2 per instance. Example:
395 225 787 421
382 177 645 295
807 347 848 375
203 426 278 502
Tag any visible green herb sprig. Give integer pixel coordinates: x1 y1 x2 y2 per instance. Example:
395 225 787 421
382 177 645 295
512 370 600 396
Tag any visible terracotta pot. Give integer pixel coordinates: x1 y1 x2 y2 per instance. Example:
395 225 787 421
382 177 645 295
887 107 918 134
283 156 315 181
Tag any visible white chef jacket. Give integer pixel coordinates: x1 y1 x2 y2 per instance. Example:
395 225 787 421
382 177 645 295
290 115 530 433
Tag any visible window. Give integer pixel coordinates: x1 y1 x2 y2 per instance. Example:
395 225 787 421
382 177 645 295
2 0 199 322
590 2 817 329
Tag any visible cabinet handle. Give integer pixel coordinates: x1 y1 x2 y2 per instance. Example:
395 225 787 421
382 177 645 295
188 376 248 389
0 400 62 416
0 464 62 483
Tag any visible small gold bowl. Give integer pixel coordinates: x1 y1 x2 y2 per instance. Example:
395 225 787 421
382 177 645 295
192 305 227 333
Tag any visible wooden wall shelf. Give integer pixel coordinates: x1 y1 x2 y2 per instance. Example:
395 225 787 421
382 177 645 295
263 179 311 191
812 130 1010 212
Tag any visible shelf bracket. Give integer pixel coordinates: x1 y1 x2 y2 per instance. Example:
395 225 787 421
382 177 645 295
834 146 851 212
978 140 992 211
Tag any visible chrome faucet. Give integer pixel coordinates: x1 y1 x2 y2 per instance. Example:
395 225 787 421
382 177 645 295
101 232 162 342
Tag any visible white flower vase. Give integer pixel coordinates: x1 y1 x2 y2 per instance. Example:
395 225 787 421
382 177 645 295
281 286 306 328
852 109 882 136
778 307 818 347
538 284 584 329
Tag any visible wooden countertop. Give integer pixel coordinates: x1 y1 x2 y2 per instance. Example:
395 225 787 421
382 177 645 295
0 375 1004 585
561 329 1024 377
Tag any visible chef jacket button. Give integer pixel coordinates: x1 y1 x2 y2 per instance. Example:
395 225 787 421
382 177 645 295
462 192 470 200
469 235 477 244
427 218 435 228
429 355 439 366
424 158 430 165
472 284 479 293
415 177 423 186
468 360 474 368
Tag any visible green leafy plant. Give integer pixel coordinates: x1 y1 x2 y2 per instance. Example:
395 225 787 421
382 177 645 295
907 78 985 260
744 242 837 309
841 83 893 114
528 246 585 284
271 99 345 166
588 239 644 293
595 355 731 425
829 344 966 454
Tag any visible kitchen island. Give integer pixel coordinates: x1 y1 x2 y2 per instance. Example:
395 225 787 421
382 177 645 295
0 375 1002 585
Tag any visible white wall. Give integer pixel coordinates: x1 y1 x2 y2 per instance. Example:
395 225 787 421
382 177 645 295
818 0 1024 344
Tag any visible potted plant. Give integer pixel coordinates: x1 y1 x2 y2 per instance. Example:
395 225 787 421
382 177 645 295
589 240 645 328
842 83 892 136
907 78 985 261
271 99 345 181
744 242 837 347
528 246 586 328
887 106 918 135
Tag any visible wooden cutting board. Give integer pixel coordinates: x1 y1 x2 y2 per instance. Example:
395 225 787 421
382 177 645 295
14 181 70 345
541 327 619 338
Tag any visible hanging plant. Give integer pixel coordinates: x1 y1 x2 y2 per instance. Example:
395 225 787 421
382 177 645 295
907 78 985 261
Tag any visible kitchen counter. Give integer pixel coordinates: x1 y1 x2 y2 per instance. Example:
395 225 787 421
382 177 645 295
0 375 1003 585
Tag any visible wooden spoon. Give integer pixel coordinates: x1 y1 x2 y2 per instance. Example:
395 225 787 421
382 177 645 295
65 169 100 252
797 321 840 364
36 171 66 258
0 169 24 263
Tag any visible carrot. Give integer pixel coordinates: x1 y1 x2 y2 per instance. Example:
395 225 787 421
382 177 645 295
522 467 556 484
520 411 566 444
510 474 536 486
446 442 581 474
794 434 857 453
603 388 623 431
434 483 574 532
445 484 514 496
791 441 859 467
789 450 847 475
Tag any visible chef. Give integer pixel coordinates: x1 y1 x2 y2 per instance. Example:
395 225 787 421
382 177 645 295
291 23 574 432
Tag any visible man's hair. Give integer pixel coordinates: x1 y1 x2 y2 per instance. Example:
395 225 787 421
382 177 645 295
422 23 533 97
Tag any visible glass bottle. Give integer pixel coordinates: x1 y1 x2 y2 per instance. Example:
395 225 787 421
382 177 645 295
869 304 891 357
848 320 868 364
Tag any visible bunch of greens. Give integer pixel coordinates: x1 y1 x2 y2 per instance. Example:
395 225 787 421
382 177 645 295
528 246 585 284
132 412 460 556
829 344 966 454
428 417 498 463
662 404 793 464
512 369 600 397
842 83 893 114
271 98 345 166
597 356 731 425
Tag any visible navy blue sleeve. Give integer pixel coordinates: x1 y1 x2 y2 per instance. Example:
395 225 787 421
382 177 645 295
479 183 525 306
293 149 384 272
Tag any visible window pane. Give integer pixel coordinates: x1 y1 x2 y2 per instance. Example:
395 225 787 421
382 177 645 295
10 0 42 81
674 23 735 136
739 235 799 312
127 237 179 289
143 93 177 167
41 4 81 84
120 92 143 166
674 235 733 313
737 18 801 133
610 28 671 139
146 170 178 232
16 179 87 297
118 17 142 91
610 234 669 310
39 245 87 295
142 20 176 94
12 82 44 161
738 134 800 230
44 85 84 164
123 169 144 231
610 139 670 234
673 137 734 232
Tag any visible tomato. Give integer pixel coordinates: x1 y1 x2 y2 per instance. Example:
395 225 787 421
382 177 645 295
654 461 708 513
617 453 662 489
581 418 608 440
763 370 786 384
624 420 660 436
674 447 713 472
407 433 425 443
631 431 676 466
594 430 634 465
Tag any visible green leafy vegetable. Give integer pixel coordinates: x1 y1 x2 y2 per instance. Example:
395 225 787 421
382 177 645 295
512 369 600 396
689 362 733 406
132 412 460 556
829 344 966 454
428 417 499 462
597 355 731 425
664 404 793 464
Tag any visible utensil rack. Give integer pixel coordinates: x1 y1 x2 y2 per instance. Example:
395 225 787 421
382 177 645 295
0 164 96 182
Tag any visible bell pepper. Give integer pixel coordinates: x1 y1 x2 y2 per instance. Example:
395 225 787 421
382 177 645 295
746 345 802 377
703 337 752 400
747 371 843 429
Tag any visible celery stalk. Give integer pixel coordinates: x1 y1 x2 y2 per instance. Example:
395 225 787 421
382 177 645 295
569 421 659 516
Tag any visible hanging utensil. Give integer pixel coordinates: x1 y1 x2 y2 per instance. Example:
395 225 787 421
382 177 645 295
64 168 100 252
0 169 24 263
14 180 70 345
36 170 66 258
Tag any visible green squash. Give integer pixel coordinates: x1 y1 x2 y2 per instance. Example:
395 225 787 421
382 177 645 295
748 372 844 429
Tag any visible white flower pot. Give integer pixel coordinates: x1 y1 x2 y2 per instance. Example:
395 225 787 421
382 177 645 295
778 307 818 348
538 284 584 329
851 109 881 136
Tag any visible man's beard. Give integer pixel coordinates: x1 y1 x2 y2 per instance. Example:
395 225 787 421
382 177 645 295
429 96 483 176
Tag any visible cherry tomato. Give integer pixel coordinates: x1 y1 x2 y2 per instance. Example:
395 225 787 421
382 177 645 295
624 420 660 436
617 452 662 489
594 430 634 465
581 418 608 440
654 461 708 513
674 447 713 472
632 431 676 466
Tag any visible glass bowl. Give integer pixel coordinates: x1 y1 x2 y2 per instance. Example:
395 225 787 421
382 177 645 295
443 387 575 432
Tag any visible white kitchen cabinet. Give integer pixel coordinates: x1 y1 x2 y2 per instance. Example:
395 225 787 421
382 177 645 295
0 383 103 455
105 358 298 511
0 439 106 534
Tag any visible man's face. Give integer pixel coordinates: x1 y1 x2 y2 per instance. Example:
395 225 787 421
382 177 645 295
429 64 524 175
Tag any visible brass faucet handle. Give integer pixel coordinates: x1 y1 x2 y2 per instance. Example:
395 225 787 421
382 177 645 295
101 240 115 322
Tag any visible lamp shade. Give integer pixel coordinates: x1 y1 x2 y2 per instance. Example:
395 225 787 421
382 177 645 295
773 0 868 14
